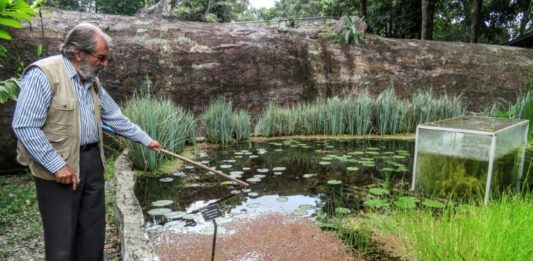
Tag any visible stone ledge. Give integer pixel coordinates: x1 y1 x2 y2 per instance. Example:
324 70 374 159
114 151 159 261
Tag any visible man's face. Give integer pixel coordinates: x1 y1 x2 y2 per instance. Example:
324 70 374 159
78 35 110 81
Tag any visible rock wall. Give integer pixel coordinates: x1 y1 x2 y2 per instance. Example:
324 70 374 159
1 8 532 171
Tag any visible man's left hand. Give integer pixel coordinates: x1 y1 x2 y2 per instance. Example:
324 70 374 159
147 140 162 152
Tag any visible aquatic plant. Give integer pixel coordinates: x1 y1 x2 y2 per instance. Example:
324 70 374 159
124 92 197 171
203 98 235 144
375 88 404 135
232 109 251 143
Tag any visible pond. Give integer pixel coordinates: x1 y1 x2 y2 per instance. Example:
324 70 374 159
135 139 415 234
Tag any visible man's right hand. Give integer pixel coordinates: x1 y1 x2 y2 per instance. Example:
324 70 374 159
54 165 78 191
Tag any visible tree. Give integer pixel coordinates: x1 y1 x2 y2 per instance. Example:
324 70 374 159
96 0 144 15
359 0 366 18
421 0 435 40
470 0 482 43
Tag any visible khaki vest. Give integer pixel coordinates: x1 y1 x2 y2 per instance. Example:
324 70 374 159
16 55 105 181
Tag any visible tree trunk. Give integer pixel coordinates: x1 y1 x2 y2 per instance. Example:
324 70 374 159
470 0 482 43
421 0 435 40
359 0 367 19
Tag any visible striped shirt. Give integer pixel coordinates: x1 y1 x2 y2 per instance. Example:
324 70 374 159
12 56 153 174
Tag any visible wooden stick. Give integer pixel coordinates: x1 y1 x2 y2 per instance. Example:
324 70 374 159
160 149 249 187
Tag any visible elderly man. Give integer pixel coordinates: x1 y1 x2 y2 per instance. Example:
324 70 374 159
12 22 161 260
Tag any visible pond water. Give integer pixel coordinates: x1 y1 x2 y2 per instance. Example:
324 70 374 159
135 139 415 234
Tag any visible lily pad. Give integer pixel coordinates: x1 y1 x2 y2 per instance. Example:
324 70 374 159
276 197 289 203
273 172 283 175
319 161 331 165
397 196 420 203
346 167 359 172
292 208 308 216
327 179 343 185
369 188 390 196
246 177 261 183
422 199 446 208
393 200 417 209
248 192 259 197
164 220 186 229
303 174 316 178
219 164 232 169
151 200 173 207
172 172 186 177
272 167 286 171
249 155 259 159
159 177 174 182
298 204 315 210
257 168 269 173
164 211 186 220
145 225 163 233
147 208 172 216
363 199 389 208
230 171 244 175
230 190 241 195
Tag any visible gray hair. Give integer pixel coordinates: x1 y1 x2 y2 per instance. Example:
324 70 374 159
60 22 113 59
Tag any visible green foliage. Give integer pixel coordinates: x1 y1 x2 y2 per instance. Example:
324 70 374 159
0 77 19 103
0 0 40 104
254 89 465 137
376 192 533 260
333 15 366 44
490 89 533 140
202 98 250 145
96 0 144 16
177 0 248 22
124 92 197 171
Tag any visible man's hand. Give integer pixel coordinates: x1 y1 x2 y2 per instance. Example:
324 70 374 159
147 140 162 152
54 165 78 191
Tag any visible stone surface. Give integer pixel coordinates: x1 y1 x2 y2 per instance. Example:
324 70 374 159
114 151 160 261
1 8 532 170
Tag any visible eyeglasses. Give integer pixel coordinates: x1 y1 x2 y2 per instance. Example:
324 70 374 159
83 50 112 63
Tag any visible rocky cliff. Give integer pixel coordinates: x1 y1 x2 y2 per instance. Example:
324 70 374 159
1 8 532 172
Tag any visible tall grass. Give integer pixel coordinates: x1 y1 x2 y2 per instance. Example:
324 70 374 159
377 192 533 260
375 88 404 135
124 93 196 171
203 99 251 144
489 90 533 139
254 89 465 137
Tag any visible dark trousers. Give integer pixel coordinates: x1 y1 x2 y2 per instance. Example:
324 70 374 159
35 144 105 261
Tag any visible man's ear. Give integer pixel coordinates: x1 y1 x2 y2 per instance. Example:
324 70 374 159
74 49 83 62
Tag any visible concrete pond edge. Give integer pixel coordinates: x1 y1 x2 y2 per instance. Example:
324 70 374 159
113 150 159 261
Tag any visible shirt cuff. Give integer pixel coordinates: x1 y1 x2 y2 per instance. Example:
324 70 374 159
139 135 153 147
45 156 67 174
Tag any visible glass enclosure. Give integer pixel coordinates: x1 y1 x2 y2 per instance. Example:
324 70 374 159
411 115 529 204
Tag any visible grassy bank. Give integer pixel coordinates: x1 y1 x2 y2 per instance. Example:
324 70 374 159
365 192 533 260
0 162 121 260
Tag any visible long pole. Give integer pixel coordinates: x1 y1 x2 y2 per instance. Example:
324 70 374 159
160 149 249 187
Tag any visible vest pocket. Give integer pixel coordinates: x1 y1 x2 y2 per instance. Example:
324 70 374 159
48 97 76 127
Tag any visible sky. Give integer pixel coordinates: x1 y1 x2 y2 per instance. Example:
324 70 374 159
249 0 277 9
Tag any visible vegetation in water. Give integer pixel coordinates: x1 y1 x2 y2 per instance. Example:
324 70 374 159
124 91 197 171
202 98 251 145
254 89 464 137
415 149 522 201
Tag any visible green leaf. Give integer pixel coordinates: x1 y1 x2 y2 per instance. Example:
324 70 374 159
0 18 22 28
0 28 12 40
393 199 416 209
368 188 390 196
422 199 446 209
1 10 32 20
363 199 389 208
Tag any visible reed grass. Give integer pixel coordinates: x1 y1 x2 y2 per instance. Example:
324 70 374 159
377 192 533 261
203 99 252 144
232 109 252 143
203 98 234 144
254 89 465 136
124 93 197 171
